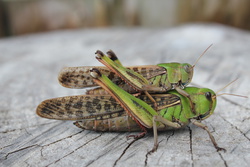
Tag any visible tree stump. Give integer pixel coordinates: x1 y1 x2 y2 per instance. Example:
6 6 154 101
0 24 249 167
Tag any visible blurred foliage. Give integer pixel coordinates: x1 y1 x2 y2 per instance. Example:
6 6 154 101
1 0 250 37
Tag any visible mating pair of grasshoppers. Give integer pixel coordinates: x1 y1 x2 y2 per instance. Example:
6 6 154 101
36 45 243 153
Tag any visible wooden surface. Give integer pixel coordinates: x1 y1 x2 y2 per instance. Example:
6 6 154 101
0 24 249 167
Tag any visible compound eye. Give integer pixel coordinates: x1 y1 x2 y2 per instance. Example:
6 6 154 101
205 92 212 100
184 65 191 73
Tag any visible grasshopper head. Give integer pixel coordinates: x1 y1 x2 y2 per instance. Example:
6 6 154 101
157 63 193 87
188 87 217 120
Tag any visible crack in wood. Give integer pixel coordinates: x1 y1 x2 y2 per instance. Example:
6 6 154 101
86 148 117 167
3 144 40 160
243 157 249 165
217 152 228 167
230 145 238 153
245 129 250 135
2 130 84 161
84 134 123 167
40 130 84 157
0 122 58 133
104 133 124 146
144 131 175 166
155 151 165 167
0 143 15 150
187 126 194 167
218 115 250 141
45 133 103 167
113 137 139 167
242 116 250 123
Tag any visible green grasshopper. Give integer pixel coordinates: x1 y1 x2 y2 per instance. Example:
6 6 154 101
58 46 212 113
37 67 237 153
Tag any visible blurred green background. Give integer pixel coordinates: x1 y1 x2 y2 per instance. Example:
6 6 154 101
1 0 250 37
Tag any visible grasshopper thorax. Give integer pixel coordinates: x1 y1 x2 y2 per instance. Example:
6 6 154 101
157 63 193 88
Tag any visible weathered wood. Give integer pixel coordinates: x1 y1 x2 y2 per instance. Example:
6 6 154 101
0 24 249 167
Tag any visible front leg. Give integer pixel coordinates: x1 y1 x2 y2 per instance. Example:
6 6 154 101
148 115 182 154
190 119 226 152
175 86 196 115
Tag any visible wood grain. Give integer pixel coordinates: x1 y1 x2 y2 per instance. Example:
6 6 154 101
0 24 249 167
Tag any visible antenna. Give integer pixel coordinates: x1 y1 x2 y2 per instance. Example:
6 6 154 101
216 93 247 98
193 44 213 68
214 78 248 98
216 78 238 94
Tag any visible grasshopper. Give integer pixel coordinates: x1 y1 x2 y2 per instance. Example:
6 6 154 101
37 67 234 153
58 45 212 113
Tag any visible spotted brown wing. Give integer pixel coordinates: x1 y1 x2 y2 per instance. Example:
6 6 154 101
36 94 124 120
58 65 165 89
36 93 179 121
